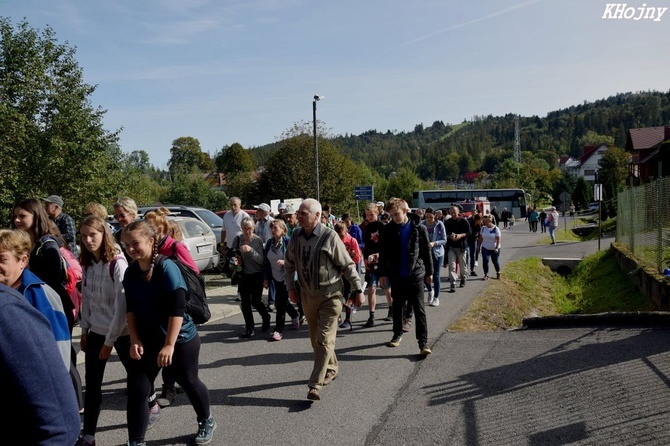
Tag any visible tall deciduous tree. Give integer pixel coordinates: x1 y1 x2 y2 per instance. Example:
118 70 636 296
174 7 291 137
215 142 254 176
0 19 122 222
168 137 213 175
598 146 629 201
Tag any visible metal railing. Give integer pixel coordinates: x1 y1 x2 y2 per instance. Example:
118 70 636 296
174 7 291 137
616 176 670 274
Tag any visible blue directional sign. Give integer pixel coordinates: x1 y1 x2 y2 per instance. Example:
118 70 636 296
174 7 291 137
355 185 374 201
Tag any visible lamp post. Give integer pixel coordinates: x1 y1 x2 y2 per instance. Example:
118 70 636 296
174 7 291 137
313 95 322 202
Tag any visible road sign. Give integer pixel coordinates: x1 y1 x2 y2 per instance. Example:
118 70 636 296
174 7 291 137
559 191 571 203
354 185 374 201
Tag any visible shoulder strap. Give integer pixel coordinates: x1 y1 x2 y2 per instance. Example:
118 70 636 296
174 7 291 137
109 255 125 279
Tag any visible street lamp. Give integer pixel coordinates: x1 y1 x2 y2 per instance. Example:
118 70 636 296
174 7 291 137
313 95 323 202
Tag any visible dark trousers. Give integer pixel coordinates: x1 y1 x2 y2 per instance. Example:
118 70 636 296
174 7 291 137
272 278 298 332
82 332 131 436
391 276 428 346
240 272 270 330
126 335 210 442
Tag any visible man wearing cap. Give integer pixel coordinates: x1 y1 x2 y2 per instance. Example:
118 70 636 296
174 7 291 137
277 202 287 216
253 203 274 244
41 195 78 255
281 205 299 237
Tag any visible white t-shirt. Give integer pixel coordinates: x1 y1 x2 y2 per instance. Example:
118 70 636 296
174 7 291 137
479 225 501 251
222 210 250 248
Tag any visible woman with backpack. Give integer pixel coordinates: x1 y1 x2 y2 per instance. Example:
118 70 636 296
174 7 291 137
75 216 131 446
11 198 84 412
121 220 215 446
143 207 201 408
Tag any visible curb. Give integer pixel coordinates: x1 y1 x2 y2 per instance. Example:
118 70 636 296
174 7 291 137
522 312 670 329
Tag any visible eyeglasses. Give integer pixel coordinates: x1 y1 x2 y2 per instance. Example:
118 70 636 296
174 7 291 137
115 212 129 219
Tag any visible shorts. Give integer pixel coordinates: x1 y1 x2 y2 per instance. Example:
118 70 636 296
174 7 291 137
365 271 389 289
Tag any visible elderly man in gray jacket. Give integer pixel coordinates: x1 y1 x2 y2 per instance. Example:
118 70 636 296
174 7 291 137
285 198 364 401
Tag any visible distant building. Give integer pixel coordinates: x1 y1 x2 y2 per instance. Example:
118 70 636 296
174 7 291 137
558 144 610 184
625 125 670 183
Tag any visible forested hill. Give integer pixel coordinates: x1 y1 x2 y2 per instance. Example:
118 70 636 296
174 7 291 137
253 91 670 181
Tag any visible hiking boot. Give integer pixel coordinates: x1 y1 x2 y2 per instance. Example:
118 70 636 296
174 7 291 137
307 387 320 400
364 315 375 327
338 319 352 330
496 272 501 279
157 384 177 407
430 298 440 307
388 335 402 347
323 370 337 385
419 344 432 356
194 415 216 445
239 329 255 338
291 316 300 329
75 436 96 446
147 404 160 430
383 309 393 321
269 331 282 341
459 278 466 288
402 318 412 332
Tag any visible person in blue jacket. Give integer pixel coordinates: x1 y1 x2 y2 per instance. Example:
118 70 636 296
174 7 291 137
0 282 80 445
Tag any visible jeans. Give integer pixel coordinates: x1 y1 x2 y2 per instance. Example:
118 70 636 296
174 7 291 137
272 278 298 333
82 333 131 436
467 238 478 272
391 276 428 346
425 252 443 296
240 272 270 330
548 225 557 243
481 247 501 276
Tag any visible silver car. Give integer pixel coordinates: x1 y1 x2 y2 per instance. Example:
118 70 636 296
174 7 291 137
169 216 220 272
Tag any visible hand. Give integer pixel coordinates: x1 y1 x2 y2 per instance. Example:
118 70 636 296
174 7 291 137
157 345 175 368
425 276 432 285
354 291 365 308
240 245 251 253
99 344 113 361
277 259 284 267
80 333 87 352
130 342 143 360
263 280 269 289
430 241 436 248
288 289 300 304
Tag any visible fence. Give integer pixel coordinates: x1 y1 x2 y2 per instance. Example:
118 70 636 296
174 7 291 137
616 176 670 274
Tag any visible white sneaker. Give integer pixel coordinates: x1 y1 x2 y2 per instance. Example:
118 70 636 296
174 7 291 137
427 290 434 305
430 298 440 307
475 261 479 267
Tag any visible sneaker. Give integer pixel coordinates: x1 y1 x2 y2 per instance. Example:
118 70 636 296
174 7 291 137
483 275 489 281
147 404 160 430
338 319 352 330
266 304 275 312
323 370 337 385
470 271 478 277
307 387 320 400
475 261 478 267
299 315 307 325
419 344 432 356
194 415 216 445
270 331 282 341
75 436 96 446
449 284 456 293
126 442 147 446
427 290 434 306
364 315 375 327
402 318 412 332
459 278 466 288
430 298 440 307
157 384 177 407
291 317 300 330
388 335 402 347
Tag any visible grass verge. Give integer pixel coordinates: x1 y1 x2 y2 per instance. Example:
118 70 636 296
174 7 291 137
448 248 653 332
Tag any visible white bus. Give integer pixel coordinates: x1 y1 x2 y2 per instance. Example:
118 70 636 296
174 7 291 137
413 188 530 218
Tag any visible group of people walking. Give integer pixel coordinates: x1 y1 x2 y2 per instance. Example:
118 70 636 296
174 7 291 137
1 196 216 446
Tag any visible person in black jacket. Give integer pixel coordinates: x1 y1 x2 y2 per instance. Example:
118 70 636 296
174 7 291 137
378 198 433 355
444 205 472 291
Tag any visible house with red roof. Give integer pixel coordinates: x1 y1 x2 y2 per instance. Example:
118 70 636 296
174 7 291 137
625 125 670 182
558 144 610 184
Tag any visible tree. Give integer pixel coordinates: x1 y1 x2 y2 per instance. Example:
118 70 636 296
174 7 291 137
598 146 629 201
167 137 213 175
163 172 227 211
0 18 122 223
577 130 615 148
386 168 424 203
572 177 592 210
215 142 254 176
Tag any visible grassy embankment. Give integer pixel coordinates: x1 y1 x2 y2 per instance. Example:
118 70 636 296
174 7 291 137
449 216 654 332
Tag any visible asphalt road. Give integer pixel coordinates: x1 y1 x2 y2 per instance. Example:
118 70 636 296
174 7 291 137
77 220 670 446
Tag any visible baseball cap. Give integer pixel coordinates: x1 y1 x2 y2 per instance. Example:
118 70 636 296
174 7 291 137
278 203 287 211
283 205 295 215
41 195 64 207
254 203 271 213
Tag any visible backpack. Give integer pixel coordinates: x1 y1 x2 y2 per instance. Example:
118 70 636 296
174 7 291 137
34 236 78 315
155 251 211 325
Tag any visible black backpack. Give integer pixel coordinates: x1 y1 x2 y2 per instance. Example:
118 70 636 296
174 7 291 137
155 251 211 325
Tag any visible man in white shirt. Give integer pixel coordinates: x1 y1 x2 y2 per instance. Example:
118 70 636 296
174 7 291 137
222 197 249 251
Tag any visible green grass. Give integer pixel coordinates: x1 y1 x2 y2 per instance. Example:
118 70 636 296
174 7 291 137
439 122 469 140
449 248 654 332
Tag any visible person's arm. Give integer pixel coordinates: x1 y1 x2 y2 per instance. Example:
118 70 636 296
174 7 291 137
418 225 433 282
104 257 129 358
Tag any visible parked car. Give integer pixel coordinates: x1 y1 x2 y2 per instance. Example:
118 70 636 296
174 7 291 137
588 202 600 212
169 216 220 272
137 205 224 247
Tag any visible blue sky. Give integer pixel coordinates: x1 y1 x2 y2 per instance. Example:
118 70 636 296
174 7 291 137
3 0 669 168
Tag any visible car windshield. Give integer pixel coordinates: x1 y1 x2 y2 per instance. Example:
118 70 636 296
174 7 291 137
194 209 223 228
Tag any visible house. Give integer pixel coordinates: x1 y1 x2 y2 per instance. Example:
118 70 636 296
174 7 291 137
625 125 670 182
558 144 610 184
